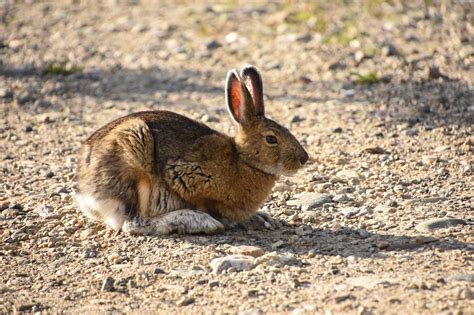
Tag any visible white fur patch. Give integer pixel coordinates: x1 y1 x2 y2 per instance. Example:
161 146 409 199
76 194 127 231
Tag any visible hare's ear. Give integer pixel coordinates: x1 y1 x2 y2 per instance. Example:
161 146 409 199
225 69 255 126
241 65 264 116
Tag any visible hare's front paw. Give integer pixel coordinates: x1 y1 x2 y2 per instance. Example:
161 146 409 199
123 217 171 236
122 210 225 236
242 211 276 230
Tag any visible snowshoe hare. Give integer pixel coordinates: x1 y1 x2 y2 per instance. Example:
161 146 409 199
76 66 308 235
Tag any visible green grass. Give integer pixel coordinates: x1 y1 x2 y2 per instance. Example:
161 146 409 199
350 71 382 85
44 63 82 75
323 22 358 46
282 1 328 33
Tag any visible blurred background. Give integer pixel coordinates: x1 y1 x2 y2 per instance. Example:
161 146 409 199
1 1 472 121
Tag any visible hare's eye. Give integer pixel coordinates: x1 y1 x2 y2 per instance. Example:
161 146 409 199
266 135 278 145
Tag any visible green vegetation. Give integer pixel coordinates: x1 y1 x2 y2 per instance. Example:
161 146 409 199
282 1 328 33
323 22 358 46
350 71 382 85
44 63 82 75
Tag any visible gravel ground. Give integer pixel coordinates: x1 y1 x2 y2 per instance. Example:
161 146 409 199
1 1 473 314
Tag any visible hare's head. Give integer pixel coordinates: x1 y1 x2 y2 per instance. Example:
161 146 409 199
226 66 309 177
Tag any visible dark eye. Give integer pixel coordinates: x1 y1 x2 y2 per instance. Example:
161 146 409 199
266 135 278 144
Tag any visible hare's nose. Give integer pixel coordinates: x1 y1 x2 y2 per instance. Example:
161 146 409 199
300 151 309 165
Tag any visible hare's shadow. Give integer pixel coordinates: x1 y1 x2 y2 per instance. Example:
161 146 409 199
174 223 472 259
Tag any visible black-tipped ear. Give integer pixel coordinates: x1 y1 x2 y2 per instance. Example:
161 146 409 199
225 69 243 124
225 69 255 126
241 65 265 116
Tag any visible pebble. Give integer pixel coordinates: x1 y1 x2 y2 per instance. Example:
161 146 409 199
415 218 467 233
271 240 286 249
347 275 398 289
255 252 300 267
336 169 361 180
176 296 195 306
79 228 95 240
107 252 126 264
154 268 166 275
205 39 221 50
374 204 394 213
169 266 207 278
210 255 256 274
339 207 368 218
447 274 474 283
229 245 264 258
381 43 398 56
101 276 115 292
363 146 388 154
286 192 332 211
33 205 58 218
333 193 349 203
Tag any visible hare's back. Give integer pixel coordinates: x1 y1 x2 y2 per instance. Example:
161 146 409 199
86 110 217 145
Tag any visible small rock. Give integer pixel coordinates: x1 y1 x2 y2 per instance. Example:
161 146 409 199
0 87 13 99
0 201 9 211
271 240 286 249
224 32 239 43
169 266 207 278
82 248 97 259
154 268 166 275
333 193 349 203
336 169 360 180
210 255 256 274
79 228 95 240
426 65 449 80
333 127 343 133
437 167 448 176
255 252 300 267
176 296 195 306
415 218 467 233
56 186 68 194
229 245 264 258
107 252 125 264
334 294 355 303
381 43 398 56
16 304 37 312
101 276 115 292
34 205 57 218
377 241 390 250
354 51 365 63
290 115 304 123
421 155 438 165
24 126 33 133
205 39 221 50
447 274 474 283
9 203 23 210
339 207 367 218
374 204 393 213
362 146 389 154
286 192 332 211
347 275 398 289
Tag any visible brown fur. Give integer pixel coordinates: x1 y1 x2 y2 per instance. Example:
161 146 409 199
76 66 308 234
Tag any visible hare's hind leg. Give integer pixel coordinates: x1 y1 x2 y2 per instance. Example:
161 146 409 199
122 210 224 236
76 194 127 231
